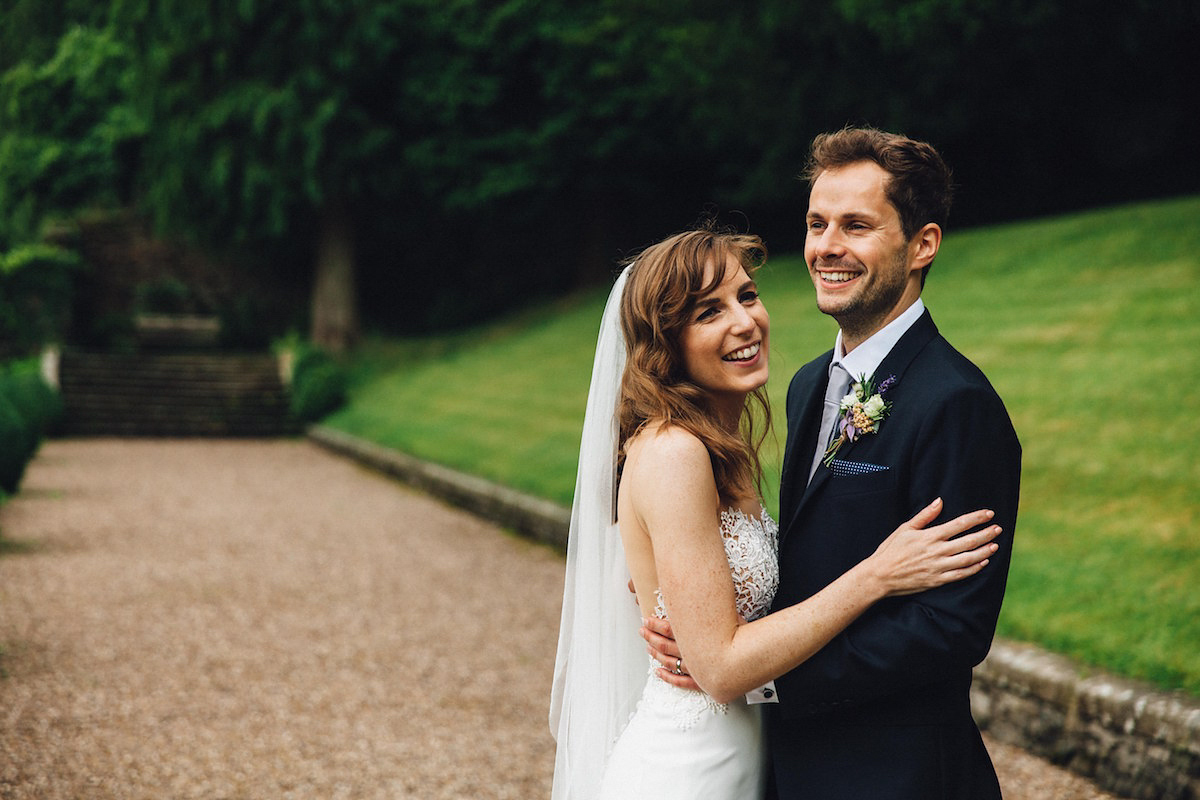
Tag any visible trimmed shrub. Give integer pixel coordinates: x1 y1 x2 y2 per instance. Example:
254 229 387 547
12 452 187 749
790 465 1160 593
0 392 30 495
0 359 62 495
287 343 348 424
2 363 62 443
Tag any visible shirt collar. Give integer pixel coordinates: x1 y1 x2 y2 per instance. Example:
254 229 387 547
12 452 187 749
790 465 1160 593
830 298 925 382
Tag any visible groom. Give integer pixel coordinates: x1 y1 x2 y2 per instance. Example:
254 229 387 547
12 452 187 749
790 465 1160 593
648 127 1021 798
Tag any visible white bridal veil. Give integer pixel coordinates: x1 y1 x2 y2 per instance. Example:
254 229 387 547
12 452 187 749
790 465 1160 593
549 265 646 799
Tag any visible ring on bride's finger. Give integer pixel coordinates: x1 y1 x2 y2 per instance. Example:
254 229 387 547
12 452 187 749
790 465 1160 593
673 658 684 675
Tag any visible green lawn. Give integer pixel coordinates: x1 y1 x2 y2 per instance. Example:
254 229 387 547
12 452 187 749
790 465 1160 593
325 194 1200 694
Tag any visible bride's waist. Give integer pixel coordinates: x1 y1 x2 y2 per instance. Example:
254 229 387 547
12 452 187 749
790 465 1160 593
636 660 743 728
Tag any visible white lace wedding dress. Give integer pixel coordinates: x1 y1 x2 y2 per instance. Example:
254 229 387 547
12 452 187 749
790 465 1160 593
598 507 779 799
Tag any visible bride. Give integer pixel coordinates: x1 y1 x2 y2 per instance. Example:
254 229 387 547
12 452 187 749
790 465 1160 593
549 226 1000 799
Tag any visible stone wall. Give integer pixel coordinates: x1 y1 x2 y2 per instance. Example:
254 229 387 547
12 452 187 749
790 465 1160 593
972 640 1200 800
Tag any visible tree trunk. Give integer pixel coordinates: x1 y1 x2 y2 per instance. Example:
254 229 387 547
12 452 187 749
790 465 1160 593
309 204 360 353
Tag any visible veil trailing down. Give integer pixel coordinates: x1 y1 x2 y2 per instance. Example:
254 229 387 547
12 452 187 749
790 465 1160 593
548 266 645 800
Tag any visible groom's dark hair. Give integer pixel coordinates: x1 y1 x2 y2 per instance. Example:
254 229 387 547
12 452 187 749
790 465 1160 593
802 126 954 250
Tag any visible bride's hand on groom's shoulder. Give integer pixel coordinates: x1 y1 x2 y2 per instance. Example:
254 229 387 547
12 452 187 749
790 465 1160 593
870 498 1002 598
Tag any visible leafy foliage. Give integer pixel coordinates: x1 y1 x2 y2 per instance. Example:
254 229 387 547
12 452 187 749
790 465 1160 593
0 27 144 249
1 0 1196 337
0 0 108 72
112 0 417 245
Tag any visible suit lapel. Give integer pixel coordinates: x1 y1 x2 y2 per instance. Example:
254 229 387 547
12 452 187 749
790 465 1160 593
782 311 941 539
869 309 939 402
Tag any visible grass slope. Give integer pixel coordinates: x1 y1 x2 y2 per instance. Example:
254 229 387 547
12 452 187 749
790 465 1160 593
326 195 1200 693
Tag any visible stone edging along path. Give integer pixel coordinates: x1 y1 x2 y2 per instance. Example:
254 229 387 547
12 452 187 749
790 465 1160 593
308 425 1200 800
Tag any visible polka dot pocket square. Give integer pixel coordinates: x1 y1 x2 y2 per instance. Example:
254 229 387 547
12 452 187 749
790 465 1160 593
829 459 890 477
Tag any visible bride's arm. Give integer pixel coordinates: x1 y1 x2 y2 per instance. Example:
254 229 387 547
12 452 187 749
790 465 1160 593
634 429 999 705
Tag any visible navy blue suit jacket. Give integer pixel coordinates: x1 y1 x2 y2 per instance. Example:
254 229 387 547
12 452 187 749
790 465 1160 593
767 310 1021 799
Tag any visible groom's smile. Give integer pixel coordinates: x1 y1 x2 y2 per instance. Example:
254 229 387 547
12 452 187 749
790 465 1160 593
813 259 865 287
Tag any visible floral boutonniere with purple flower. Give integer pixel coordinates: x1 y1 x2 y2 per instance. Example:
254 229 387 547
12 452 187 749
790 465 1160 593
822 374 896 467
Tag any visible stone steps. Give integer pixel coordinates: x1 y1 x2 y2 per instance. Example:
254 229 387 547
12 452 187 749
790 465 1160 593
56 351 300 437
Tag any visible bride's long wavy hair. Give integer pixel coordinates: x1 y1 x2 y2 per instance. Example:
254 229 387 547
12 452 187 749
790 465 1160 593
618 226 773 506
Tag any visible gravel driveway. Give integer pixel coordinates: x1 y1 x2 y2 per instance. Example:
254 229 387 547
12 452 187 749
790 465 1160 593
0 439 1122 799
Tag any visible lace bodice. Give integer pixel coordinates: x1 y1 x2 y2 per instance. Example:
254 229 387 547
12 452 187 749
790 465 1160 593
719 506 780 623
644 506 779 727
653 506 779 624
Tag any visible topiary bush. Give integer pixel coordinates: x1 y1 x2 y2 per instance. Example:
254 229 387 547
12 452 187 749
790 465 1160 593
0 359 62 496
285 341 348 424
0 390 31 496
2 361 62 443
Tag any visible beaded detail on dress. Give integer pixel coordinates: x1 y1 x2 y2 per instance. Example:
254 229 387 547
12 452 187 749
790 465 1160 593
642 507 779 729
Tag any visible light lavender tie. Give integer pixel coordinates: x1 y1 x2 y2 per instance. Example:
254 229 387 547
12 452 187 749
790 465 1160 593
807 363 852 483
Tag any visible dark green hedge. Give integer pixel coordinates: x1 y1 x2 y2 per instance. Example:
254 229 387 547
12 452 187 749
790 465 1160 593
288 343 348 424
0 359 61 496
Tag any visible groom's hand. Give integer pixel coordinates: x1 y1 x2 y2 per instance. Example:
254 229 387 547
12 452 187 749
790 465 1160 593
640 617 702 690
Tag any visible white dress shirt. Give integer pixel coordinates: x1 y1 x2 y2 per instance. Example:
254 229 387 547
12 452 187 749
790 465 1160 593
807 299 926 480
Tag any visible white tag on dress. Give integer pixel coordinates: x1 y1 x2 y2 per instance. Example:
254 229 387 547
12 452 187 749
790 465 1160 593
745 680 779 704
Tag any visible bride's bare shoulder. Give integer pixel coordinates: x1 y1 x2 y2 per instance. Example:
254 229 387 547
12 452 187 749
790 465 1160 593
624 421 710 480
621 421 719 532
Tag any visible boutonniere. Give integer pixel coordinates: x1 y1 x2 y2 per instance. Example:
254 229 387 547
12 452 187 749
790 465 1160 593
823 374 896 467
